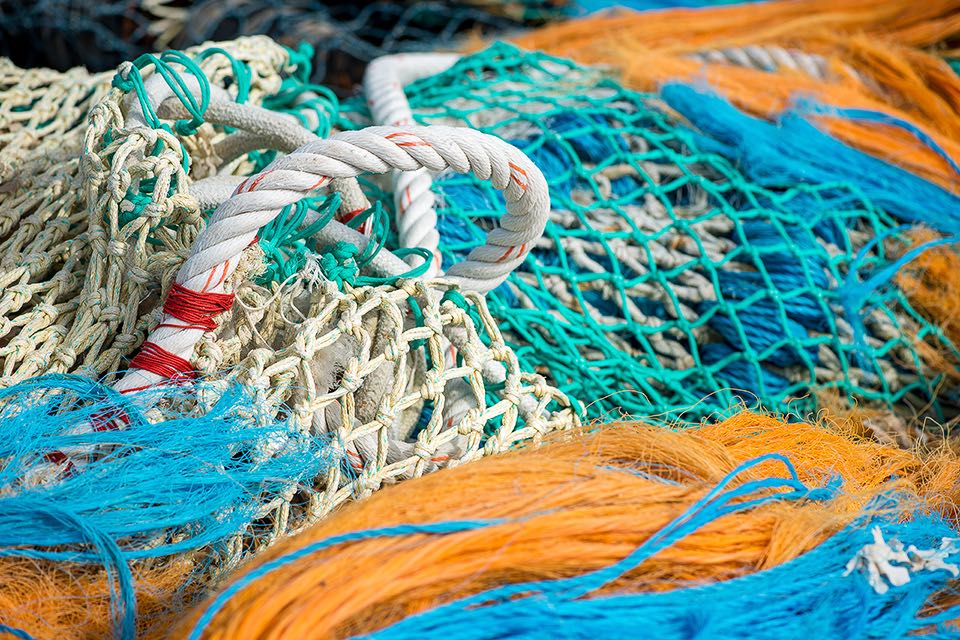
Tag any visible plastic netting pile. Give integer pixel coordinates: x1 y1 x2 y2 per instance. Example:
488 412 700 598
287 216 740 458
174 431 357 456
2 27 960 640
345 43 960 424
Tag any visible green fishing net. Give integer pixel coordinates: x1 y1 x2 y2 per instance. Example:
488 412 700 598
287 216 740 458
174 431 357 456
343 43 960 423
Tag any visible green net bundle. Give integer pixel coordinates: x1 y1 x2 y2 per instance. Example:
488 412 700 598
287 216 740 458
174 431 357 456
344 43 960 424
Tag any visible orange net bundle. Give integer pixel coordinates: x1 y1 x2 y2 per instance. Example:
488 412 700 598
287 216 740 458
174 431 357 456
173 412 960 640
511 0 960 191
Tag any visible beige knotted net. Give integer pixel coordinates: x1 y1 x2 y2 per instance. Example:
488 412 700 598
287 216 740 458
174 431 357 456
0 36 577 554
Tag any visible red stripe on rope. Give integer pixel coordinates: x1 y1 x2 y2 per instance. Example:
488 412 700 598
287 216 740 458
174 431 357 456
44 450 77 475
130 342 196 380
91 408 131 432
163 283 235 331
340 207 365 224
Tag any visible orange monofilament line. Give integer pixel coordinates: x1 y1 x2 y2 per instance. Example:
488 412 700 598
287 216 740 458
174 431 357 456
174 413 959 640
508 0 960 192
0 556 194 640
897 229 960 385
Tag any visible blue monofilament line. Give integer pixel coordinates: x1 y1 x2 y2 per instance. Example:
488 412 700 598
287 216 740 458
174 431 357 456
363 505 960 639
409 44 960 421
188 454 819 638
0 625 34 640
661 84 960 235
0 374 337 640
187 519 509 640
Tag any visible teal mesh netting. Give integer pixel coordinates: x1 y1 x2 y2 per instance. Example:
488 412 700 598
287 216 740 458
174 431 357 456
344 43 960 423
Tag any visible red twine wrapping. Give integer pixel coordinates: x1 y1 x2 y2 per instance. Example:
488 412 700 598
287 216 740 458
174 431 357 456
90 408 131 432
161 283 235 331
130 342 196 380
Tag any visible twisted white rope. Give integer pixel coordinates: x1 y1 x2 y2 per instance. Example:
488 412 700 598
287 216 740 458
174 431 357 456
690 45 828 78
158 97 372 218
174 172 414 275
688 45 867 84
364 54 459 276
115 124 549 392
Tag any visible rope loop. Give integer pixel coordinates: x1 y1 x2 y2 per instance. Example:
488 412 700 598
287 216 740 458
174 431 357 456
113 50 210 136
115 123 549 392
195 47 252 105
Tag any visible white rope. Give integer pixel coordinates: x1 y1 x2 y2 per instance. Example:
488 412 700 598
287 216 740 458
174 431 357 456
364 54 459 276
687 45 867 84
158 97 372 217
115 124 549 392
126 67 378 239
187 173 412 276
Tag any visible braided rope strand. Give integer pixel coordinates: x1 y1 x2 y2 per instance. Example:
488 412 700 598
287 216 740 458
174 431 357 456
364 54 459 276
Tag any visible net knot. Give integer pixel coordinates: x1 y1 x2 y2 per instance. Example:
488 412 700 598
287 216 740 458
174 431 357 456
52 346 77 370
383 338 408 362
118 190 154 228
458 409 483 436
420 370 446 401
319 242 361 289
111 62 136 92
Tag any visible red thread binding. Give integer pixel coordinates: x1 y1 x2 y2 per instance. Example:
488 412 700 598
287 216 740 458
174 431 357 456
130 342 196 380
161 283 235 331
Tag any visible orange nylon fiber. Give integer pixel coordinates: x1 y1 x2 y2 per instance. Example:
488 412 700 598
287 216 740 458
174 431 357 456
174 413 958 640
0 556 194 640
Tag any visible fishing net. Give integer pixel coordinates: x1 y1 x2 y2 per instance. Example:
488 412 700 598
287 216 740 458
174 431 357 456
0 0 180 73
3 27 960 640
178 413 960 639
169 1 570 92
0 0 571 92
513 1 960 193
0 36 577 566
344 43 960 424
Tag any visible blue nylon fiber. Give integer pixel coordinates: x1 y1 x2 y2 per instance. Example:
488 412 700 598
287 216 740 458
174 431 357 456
661 84 960 234
699 342 792 398
835 234 960 359
0 625 35 640
409 47 960 421
796 104 960 180
0 374 337 640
